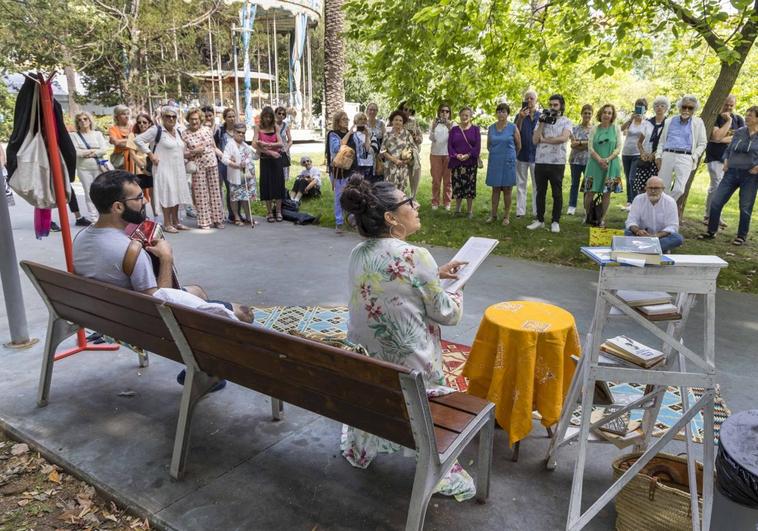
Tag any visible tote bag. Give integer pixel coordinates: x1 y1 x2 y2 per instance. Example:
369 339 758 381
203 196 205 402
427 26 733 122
9 86 70 208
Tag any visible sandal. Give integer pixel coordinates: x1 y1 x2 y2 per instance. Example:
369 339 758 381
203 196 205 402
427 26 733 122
214 222 225 229
502 217 510 226
733 236 746 246
275 214 283 222
267 214 275 223
164 225 178 234
175 224 190 231
698 232 716 240
234 219 243 226
198 225 211 230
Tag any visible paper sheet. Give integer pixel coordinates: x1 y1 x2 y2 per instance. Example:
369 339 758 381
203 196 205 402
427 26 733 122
440 237 498 292
616 256 646 268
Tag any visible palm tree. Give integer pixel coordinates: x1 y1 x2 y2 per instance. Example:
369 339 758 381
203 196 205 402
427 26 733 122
323 0 346 126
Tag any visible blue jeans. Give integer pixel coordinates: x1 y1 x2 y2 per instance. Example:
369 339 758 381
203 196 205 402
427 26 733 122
707 167 758 239
333 176 348 226
624 228 684 253
622 155 640 204
569 163 586 208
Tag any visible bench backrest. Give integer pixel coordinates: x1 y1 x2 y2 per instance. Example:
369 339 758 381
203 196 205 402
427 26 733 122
21 261 181 363
163 303 418 449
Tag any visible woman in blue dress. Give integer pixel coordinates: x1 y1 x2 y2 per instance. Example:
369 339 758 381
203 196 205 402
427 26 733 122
486 103 521 225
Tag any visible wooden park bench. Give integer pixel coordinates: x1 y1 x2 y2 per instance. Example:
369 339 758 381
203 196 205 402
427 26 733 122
21 260 496 530
158 301 496 531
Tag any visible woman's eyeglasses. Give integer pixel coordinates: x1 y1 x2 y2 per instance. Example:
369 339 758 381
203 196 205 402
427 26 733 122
440 109 451 114
681 105 694 111
391 196 416 210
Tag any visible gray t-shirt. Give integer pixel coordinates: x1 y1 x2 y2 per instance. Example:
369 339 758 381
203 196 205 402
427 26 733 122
535 116 573 165
73 227 157 292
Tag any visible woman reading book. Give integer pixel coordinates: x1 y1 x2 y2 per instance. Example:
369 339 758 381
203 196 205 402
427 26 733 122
338 176 475 499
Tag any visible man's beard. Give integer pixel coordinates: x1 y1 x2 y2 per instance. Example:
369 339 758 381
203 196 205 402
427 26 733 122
121 204 147 224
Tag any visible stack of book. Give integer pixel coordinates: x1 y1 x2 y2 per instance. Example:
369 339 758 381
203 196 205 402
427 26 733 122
590 407 644 448
615 290 680 320
610 236 664 265
600 335 665 368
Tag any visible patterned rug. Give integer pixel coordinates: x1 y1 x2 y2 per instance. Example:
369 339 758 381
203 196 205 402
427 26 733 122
251 305 729 443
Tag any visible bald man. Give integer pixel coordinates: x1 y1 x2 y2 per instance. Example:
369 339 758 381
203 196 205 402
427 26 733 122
625 176 684 252
704 94 744 225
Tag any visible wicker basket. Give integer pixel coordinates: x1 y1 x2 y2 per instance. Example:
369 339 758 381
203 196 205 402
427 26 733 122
612 452 703 531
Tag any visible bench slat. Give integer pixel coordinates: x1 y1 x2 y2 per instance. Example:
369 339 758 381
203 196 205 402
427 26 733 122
27 263 161 317
198 354 417 448
430 392 490 416
50 301 180 362
434 426 460 454
186 337 409 421
173 308 407 389
40 281 169 338
429 402 476 435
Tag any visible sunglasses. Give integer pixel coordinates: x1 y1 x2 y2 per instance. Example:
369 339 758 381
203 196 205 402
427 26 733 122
138 120 150 125
497 109 509 113
681 106 694 111
163 114 177 119
440 109 451 113
302 160 312 164
391 196 416 210
76 117 90 122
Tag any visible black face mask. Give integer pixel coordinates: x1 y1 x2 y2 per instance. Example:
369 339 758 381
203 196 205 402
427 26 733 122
121 202 147 224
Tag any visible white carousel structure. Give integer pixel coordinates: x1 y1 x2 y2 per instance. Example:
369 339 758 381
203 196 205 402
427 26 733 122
192 0 321 132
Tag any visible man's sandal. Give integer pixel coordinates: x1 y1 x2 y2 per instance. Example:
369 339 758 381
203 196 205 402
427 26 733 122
733 236 746 246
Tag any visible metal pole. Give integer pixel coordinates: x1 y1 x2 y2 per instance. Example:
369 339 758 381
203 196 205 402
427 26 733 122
266 20 273 108
208 18 217 107
0 188 35 348
272 15 279 105
216 24 224 107
306 26 313 128
232 29 241 118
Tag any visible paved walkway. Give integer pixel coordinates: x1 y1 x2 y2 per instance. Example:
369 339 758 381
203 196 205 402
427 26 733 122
1 195 755 530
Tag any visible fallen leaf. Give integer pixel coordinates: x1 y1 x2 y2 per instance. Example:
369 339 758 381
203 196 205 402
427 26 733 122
17 498 31 506
48 469 61 483
10 443 29 456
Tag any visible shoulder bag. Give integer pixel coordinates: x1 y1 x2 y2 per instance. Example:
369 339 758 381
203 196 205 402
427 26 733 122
9 86 71 208
459 126 483 169
77 132 113 173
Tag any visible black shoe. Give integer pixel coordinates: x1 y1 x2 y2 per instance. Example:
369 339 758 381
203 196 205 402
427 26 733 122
75 217 92 227
176 369 227 392
50 221 61 232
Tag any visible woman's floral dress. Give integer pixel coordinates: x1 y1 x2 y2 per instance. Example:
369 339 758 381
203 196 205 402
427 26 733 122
380 129 415 192
342 237 475 501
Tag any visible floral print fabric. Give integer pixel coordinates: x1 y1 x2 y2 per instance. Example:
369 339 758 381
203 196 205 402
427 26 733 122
341 238 475 501
381 129 415 192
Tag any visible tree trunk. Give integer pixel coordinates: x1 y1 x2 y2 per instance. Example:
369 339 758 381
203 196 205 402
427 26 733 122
63 65 79 119
323 0 345 126
679 59 747 213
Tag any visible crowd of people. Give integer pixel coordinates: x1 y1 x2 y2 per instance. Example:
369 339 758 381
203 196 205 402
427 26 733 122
323 93 756 248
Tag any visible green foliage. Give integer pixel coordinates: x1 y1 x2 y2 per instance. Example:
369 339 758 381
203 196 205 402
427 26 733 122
0 81 16 141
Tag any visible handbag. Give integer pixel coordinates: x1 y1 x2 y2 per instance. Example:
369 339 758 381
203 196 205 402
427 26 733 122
76 132 113 173
374 154 385 176
9 86 71 208
332 144 355 171
280 151 291 168
185 160 198 175
109 151 125 169
585 193 604 226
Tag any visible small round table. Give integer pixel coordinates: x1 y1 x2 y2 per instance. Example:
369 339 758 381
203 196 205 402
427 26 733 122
463 301 580 460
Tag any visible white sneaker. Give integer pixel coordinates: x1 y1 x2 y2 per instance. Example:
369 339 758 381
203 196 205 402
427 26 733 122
444 205 451 211
432 205 438 210
527 221 544 230
551 222 560 233
567 206 576 215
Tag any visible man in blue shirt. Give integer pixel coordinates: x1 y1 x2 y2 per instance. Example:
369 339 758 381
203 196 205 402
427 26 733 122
514 89 540 218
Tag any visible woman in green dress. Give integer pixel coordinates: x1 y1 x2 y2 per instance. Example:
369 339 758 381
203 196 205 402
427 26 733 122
584 104 623 227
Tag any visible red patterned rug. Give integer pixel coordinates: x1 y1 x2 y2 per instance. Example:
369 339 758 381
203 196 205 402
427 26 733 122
441 339 471 392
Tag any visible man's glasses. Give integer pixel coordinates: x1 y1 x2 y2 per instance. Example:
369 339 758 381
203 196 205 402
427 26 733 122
646 187 664 191
391 196 416 210
681 105 694 111
163 114 177 119
121 193 145 203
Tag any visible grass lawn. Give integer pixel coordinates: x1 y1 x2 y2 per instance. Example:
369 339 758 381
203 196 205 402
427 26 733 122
256 143 757 294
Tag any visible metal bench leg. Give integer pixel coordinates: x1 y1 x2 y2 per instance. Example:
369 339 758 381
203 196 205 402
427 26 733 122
271 398 284 420
137 350 150 368
405 449 438 531
169 367 220 479
476 411 495 503
37 317 78 407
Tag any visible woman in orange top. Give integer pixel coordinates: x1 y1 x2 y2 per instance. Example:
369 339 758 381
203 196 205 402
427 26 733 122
108 105 135 173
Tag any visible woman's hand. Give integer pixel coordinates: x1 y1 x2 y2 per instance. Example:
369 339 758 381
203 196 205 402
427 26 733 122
438 260 468 280
599 158 609 170
149 153 159 167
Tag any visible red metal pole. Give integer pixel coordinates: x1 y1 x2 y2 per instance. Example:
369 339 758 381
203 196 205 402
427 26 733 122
38 74 117 360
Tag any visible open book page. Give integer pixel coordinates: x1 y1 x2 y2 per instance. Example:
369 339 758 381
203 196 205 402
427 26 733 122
440 237 499 292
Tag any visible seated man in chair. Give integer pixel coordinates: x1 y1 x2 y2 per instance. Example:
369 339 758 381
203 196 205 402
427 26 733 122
624 176 684 253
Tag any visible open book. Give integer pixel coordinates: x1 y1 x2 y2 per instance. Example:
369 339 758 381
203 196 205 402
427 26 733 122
440 237 499 293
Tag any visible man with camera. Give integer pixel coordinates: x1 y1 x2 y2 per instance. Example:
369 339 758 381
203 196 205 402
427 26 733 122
515 90 540 218
528 94 573 233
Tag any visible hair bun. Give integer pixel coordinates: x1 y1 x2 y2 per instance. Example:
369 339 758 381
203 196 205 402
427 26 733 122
341 180 371 214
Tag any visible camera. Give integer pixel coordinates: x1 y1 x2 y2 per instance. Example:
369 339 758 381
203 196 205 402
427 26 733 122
539 109 559 125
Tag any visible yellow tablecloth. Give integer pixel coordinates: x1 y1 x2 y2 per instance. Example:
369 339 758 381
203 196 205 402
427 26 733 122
463 301 580 446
